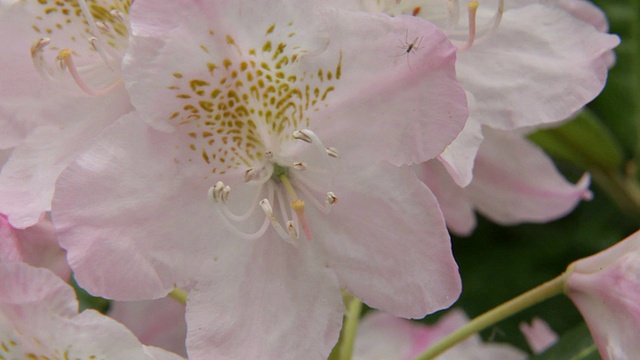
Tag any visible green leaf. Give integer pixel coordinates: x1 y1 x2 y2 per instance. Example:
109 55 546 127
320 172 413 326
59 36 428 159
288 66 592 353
528 109 624 172
70 275 111 313
531 323 600 360
588 1 640 158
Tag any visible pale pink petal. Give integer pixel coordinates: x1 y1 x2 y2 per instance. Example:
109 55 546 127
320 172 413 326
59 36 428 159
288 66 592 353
0 263 184 360
457 4 618 131
186 238 343 360
316 162 461 318
415 160 476 237
436 96 483 187
519 317 558 354
466 129 592 225
125 0 467 167
0 89 131 229
52 115 216 300
566 230 640 360
0 214 70 281
110 297 188 357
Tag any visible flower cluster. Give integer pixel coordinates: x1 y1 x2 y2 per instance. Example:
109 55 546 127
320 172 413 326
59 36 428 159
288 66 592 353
0 0 630 359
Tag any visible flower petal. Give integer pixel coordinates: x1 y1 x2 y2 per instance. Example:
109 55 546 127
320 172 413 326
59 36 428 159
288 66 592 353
457 4 619 131
466 129 592 225
316 162 461 318
186 238 343 360
52 115 215 300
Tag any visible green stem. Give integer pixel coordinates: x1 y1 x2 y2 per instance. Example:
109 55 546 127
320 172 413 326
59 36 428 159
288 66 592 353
414 274 566 360
168 288 188 304
591 169 640 222
339 294 363 360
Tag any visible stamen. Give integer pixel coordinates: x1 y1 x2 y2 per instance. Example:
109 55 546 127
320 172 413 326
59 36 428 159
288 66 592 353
456 1 478 51
77 0 115 66
95 21 111 33
56 49 123 96
448 0 460 28
293 129 313 143
292 162 306 170
260 198 296 244
31 38 55 79
490 0 504 33
265 151 274 160
208 183 271 240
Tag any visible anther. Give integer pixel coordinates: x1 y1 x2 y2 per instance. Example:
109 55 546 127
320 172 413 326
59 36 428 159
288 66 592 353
265 151 273 160
287 221 298 241
457 1 478 51
110 9 126 23
95 21 111 33
326 147 340 158
260 199 275 220
244 168 258 182
326 192 338 205
293 130 312 143
292 162 306 170
210 181 225 202
31 38 55 79
221 185 231 203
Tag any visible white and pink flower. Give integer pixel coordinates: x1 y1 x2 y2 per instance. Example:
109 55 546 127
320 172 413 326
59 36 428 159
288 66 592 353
52 0 468 358
0 262 184 360
565 230 640 360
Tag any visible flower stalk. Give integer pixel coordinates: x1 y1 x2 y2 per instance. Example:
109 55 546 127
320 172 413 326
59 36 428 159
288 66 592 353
414 274 566 360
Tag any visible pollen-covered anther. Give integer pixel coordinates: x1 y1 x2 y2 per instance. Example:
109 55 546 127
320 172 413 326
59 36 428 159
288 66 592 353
110 9 126 23
244 168 258 182
293 130 313 143
95 21 111 33
326 192 338 205
209 181 226 202
292 162 306 171
31 38 54 78
326 147 340 158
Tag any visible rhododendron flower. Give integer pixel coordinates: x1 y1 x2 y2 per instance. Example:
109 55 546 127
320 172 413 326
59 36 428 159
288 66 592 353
0 262 184 360
330 0 618 233
0 0 133 228
52 0 468 358
354 309 526 360
417 130 592 235
520 317 558 354
109 297 188 357
565 230 640 360
0 213 70 280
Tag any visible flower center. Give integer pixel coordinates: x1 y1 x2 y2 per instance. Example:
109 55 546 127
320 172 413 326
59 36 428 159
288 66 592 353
29 0 130 96
209 129 340 246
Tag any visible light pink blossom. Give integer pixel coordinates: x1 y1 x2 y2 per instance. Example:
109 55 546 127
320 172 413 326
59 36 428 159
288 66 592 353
0 213 70 280
519 317 558 354
0 0 133 228
0 262 184 360
328 0 617 235
417 130 592 236
354 309 526 360
52 1 468 358
565 230 640 360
